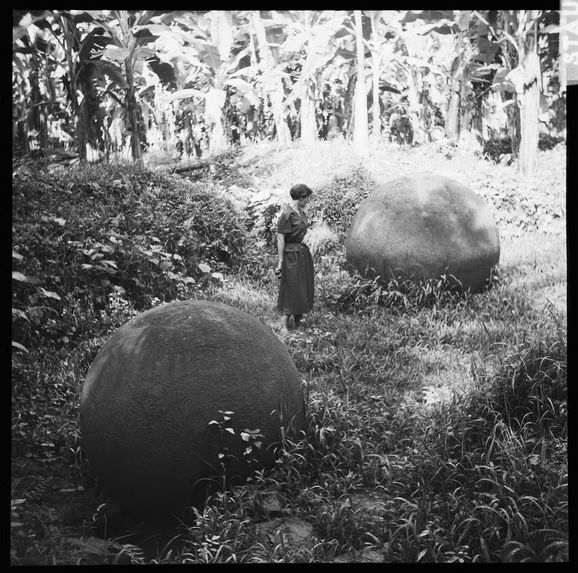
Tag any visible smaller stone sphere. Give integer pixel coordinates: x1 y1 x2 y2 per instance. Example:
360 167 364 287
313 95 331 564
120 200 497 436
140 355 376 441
345 174 500 292
80 300 305 521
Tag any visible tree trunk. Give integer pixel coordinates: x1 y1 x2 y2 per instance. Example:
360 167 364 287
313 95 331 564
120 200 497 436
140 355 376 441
371 54 381 142
445 47 468 144
28 57 47 151
471 83 484 136
501 11 542 175
251 11 291 145
72 94 88 162
16 120 28 154
459 83 472 136
125 60 143 163
271 75 291 145
77 104 91 160
300 84 317 145
504 92 521 155
205 88 228 155
209 122 227 154
370 15 381 142
406 69 422 145
518 49 541 176
353 10 369 156
59 14 87 160
446 78 461 143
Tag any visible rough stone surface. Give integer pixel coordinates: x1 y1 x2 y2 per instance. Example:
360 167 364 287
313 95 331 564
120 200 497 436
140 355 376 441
256 516 315 548
345 174 500 292
80 300 305 521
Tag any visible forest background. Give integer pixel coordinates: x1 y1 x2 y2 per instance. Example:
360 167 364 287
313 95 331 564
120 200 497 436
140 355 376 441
13 9 565 173
12 9 567 565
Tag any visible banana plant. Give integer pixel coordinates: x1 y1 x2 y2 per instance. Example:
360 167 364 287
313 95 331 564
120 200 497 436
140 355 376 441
12 11 94 153
363 11 407 140
417 8 549 173
441 11 504 143
231 10 347 145
475 10 545 175
12 16 53 152
394 11 460 144
352 10 369 155
86 10 157 162
248 10 292 144
364 11 386 140
142 11 252 155
52 12 121 160
192 11 241 154
440 9 548 174
13 10 133 160
351 10 454 145
278 10 348 144
397 10 503 145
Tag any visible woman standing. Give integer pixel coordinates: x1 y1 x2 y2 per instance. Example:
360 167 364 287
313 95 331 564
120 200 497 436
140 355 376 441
275 184 315 333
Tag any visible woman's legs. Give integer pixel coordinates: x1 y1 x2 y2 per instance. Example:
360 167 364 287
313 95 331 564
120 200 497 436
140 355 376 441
279 314 304 332
279 314 291 332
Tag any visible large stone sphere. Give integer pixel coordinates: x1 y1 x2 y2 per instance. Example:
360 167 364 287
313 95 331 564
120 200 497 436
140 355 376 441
345 174 500 291
80 300 305 521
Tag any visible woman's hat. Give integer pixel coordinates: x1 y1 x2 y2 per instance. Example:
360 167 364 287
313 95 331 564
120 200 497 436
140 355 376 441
290 184 313 199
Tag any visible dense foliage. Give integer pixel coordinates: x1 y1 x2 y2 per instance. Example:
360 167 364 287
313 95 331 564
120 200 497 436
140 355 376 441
13 163 246 341
12 10 564 177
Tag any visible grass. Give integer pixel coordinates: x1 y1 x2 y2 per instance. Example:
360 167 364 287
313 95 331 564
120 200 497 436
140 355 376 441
11 140 566 563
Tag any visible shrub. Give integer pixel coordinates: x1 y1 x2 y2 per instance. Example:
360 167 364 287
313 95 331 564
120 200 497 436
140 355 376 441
12 162 246 351
483 137 512 163
211 147 254 188
537 133 565 151
308 166 376 241
483 133 565 163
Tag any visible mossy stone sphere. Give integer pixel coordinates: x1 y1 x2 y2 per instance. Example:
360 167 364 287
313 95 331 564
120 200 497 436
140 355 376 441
80 300 305 521
345 174 500 292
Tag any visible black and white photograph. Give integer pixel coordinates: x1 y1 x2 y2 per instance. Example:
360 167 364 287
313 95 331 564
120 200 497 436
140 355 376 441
11 8 568 564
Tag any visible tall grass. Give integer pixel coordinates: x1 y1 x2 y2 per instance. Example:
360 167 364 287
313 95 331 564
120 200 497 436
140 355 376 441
162 190 566 562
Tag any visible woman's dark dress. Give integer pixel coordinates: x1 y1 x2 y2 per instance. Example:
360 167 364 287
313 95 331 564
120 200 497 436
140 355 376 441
277 205 314 315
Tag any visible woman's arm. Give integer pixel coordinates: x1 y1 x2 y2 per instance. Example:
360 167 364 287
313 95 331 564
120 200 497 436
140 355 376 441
276 233 285 274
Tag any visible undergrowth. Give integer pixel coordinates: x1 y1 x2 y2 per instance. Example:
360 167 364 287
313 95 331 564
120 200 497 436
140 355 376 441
11 142 567 564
